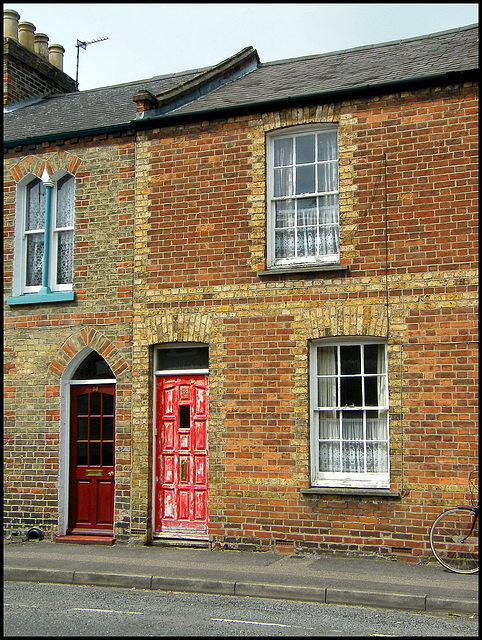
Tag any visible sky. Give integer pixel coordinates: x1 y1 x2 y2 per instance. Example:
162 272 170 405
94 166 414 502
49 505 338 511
8 3 479 91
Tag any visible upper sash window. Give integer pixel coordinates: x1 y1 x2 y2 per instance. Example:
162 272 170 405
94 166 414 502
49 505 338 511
13 172 74 296
267 126 340 268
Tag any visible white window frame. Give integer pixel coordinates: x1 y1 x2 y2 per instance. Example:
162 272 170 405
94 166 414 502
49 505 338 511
266 124 340 269
310 338 390 488
12 170 74 296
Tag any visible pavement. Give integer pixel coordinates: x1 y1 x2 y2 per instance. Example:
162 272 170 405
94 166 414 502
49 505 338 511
3 539 478 616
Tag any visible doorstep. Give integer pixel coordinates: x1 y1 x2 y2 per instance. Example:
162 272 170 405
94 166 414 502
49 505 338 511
55 535 115 545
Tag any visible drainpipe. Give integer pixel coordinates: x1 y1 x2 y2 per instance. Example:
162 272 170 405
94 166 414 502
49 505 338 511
40 172 54 295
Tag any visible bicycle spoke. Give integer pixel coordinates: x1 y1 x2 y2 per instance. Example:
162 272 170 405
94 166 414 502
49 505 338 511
430 507 479 574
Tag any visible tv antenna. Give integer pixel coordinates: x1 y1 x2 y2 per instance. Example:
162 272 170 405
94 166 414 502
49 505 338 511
75 36 109 89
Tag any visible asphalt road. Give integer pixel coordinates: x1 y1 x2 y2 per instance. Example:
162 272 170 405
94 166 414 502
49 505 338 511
3 581 479 637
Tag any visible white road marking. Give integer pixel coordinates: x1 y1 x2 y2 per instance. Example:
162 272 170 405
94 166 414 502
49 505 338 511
211 617 292 628
71 608 143 615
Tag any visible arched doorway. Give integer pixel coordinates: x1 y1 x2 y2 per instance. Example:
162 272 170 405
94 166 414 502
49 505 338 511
67 350 116 536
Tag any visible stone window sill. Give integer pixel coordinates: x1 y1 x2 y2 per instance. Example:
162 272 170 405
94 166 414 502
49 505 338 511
258 264 349 276
301 487 401 498
7 291 76 306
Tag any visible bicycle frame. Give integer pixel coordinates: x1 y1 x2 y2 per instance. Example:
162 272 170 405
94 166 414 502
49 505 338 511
457 504 479 542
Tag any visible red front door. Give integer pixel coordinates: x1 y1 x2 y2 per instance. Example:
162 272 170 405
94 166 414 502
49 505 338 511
68 384 115 534
155 375 209 538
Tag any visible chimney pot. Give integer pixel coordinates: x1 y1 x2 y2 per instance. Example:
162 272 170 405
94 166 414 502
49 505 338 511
18 21 36 51
34 33 50 59
48 44 65 71
4 9 20 40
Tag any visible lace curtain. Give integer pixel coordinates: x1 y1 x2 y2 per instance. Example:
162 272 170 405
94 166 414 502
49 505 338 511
55 175 74 285
25 179 45 287
24 175 74 288
317 344 388 474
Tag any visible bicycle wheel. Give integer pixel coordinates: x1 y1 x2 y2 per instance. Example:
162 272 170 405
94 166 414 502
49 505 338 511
430 507 478 574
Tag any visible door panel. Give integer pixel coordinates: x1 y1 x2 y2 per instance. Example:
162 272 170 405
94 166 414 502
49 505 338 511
155 375 208 537
68 384 115 535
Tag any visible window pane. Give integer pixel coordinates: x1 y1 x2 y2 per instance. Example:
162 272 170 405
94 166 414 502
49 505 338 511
296 165 315 194
297 227 316 257
275 229 295 258
26 233 44 286
78 394 88 414
103 394 114 415
296 134 315 164
317 131 338 161
341 377 362 406
342 413 363 440
90 417 101 440
156 346 209 371
90 442 101 466
102 442 114 467
179 405 190 429
341 346 361 374
275 200 295 228
318 412 339 438
274 167 293 197
342 441 364 472
364 344 381 373
56 230 73 284
319 224 339 256
297 198 317 226
77 417 88 440
26 179 45 230
319 194 339 224
90 393 101 415
72 352 115 380
103 416 114 441
317 161 338 192
274 138 293 167
77 442 88 466
56 175 74 227
319 441 340 472
366 413 387 440
317 346 338 376
318 377 337 407
367 443 388 472
364 376 379 406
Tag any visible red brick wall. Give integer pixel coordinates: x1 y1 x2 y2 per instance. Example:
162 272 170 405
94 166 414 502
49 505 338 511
4 80 478 559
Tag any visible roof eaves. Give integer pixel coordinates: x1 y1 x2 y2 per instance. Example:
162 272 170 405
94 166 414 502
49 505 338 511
3 122 135 149
131 67 478 130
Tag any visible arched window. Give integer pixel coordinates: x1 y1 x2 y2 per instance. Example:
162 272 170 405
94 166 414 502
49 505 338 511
71 351 115 381
8 171 75 304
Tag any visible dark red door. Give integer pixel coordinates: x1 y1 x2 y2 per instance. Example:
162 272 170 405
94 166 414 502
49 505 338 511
68 384 115 534
155 375 208 538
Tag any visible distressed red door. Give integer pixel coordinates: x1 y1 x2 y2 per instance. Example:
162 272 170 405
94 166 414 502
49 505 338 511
68 384 115 534
155 375 208 537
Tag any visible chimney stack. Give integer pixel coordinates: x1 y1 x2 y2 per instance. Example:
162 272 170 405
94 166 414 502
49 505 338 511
3 8 77 106
18 20 36 51
34 33 50 60
48 43 65 71
3 9 19 40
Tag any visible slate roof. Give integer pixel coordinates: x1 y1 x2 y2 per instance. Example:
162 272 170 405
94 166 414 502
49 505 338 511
4 24 478 145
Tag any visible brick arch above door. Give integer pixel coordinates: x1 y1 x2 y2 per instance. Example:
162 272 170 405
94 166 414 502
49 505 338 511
49 326 129 379
144 312 214 345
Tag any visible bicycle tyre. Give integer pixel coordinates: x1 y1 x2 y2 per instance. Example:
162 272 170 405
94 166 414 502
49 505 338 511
429 507 479 574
